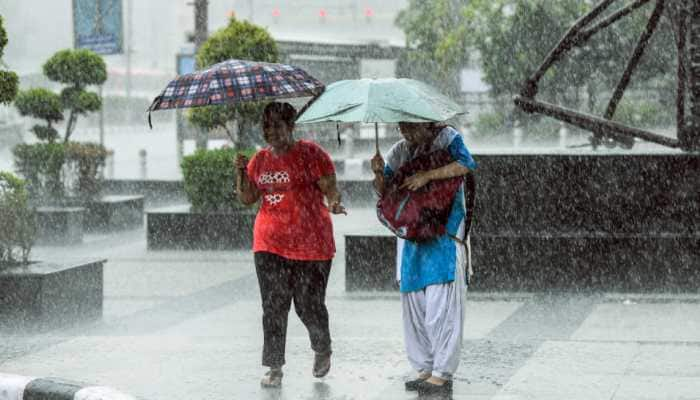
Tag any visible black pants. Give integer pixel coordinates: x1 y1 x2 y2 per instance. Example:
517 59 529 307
255 251 332 368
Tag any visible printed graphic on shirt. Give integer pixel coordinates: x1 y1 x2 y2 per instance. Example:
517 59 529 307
258 170 290 206
264 193 285 206
258 171 290 185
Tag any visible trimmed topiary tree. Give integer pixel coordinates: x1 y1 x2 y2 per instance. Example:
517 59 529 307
43 49 106 142
188 17 279 149
0 171 36 266
0 15 19 105
12 49 108 205
14 88 64 142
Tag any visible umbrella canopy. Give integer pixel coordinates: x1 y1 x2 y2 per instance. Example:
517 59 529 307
147 59 324 114
295 78 464 124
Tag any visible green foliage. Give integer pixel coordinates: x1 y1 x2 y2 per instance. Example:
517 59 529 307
13 143 66 203
188 17 279 148
61 87 101 114
64 142 107 202
0 70 18 104
187 106 237 141
396 0 677 130
14 49 108 142
43 49 107 87
0 171 36 265
31 126 60 142
473 111 508 137
609 99 674 128
181 147 255 212
0 15 7 59
12 141 107 204
14 88 63 141
0 15 18 104
395 0 468 97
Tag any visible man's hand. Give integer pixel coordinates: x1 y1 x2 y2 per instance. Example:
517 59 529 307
400 171 432 191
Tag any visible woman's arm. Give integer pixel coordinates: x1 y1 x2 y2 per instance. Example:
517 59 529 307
317 174 347 215
234 155 261 205
399 161 471 191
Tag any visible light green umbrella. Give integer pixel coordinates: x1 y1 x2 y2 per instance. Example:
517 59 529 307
296 78 465 153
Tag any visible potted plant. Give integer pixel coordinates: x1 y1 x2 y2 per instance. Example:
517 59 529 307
0 171 105 329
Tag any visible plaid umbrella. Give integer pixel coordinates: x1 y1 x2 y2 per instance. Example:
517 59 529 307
147 59 324 127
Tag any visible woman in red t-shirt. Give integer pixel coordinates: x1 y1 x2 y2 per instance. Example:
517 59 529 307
235 102 346 388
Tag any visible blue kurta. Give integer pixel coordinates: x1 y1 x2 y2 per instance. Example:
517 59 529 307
384 127 477 293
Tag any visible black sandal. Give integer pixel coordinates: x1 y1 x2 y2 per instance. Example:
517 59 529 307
404 377 428 391
417 379 453 396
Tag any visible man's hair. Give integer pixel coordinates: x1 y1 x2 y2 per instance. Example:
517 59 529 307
263 102 297 126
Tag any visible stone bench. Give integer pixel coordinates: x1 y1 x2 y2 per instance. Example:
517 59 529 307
85 195 144 231
0 259 105 331
35 207 85 246
345 233 700 292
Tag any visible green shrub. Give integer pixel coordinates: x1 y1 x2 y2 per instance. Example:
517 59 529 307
181 147 255 212
13 143 66 204
64 142 107 202
611 99 674 128
0 171 36 265
0 15 18 104
473 111 508 137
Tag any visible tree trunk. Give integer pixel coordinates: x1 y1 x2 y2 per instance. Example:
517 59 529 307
236 118 257 150
64 110 76 143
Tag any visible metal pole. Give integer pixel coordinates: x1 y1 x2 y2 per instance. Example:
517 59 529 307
603 0 666 121
514 96 681 148
374 122 379 155
194 0 209 150
125 0 132 121
99 85 105 147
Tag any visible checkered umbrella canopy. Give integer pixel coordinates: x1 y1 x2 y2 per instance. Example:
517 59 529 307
147 59 324 117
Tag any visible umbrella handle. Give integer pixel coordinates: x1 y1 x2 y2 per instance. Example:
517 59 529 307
374 123 379 155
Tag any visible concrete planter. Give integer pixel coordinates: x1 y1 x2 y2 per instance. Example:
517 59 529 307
84 195 144 231
344 153 700 292
0 259 105 331
147 205 256 250
35 207 85 246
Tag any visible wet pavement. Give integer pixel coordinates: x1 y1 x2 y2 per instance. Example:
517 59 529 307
1 208 700 399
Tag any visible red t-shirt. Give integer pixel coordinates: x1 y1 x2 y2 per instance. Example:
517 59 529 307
247 140 336 261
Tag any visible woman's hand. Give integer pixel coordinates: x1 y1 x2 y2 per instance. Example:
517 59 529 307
400 171 432 191
234 154 249 171
328 200 347 215
371 153 385 175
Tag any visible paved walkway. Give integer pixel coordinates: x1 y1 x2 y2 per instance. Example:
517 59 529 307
2 209 700 399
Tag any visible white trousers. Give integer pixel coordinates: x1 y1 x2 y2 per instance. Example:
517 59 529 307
400 239 468 380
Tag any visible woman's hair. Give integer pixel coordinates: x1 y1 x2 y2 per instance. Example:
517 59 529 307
263 102 297 126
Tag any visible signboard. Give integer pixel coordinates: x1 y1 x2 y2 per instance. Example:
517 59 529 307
177 54 196 75
73 0 124 54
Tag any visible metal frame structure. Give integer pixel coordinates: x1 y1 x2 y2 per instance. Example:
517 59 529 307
514 0 699 152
